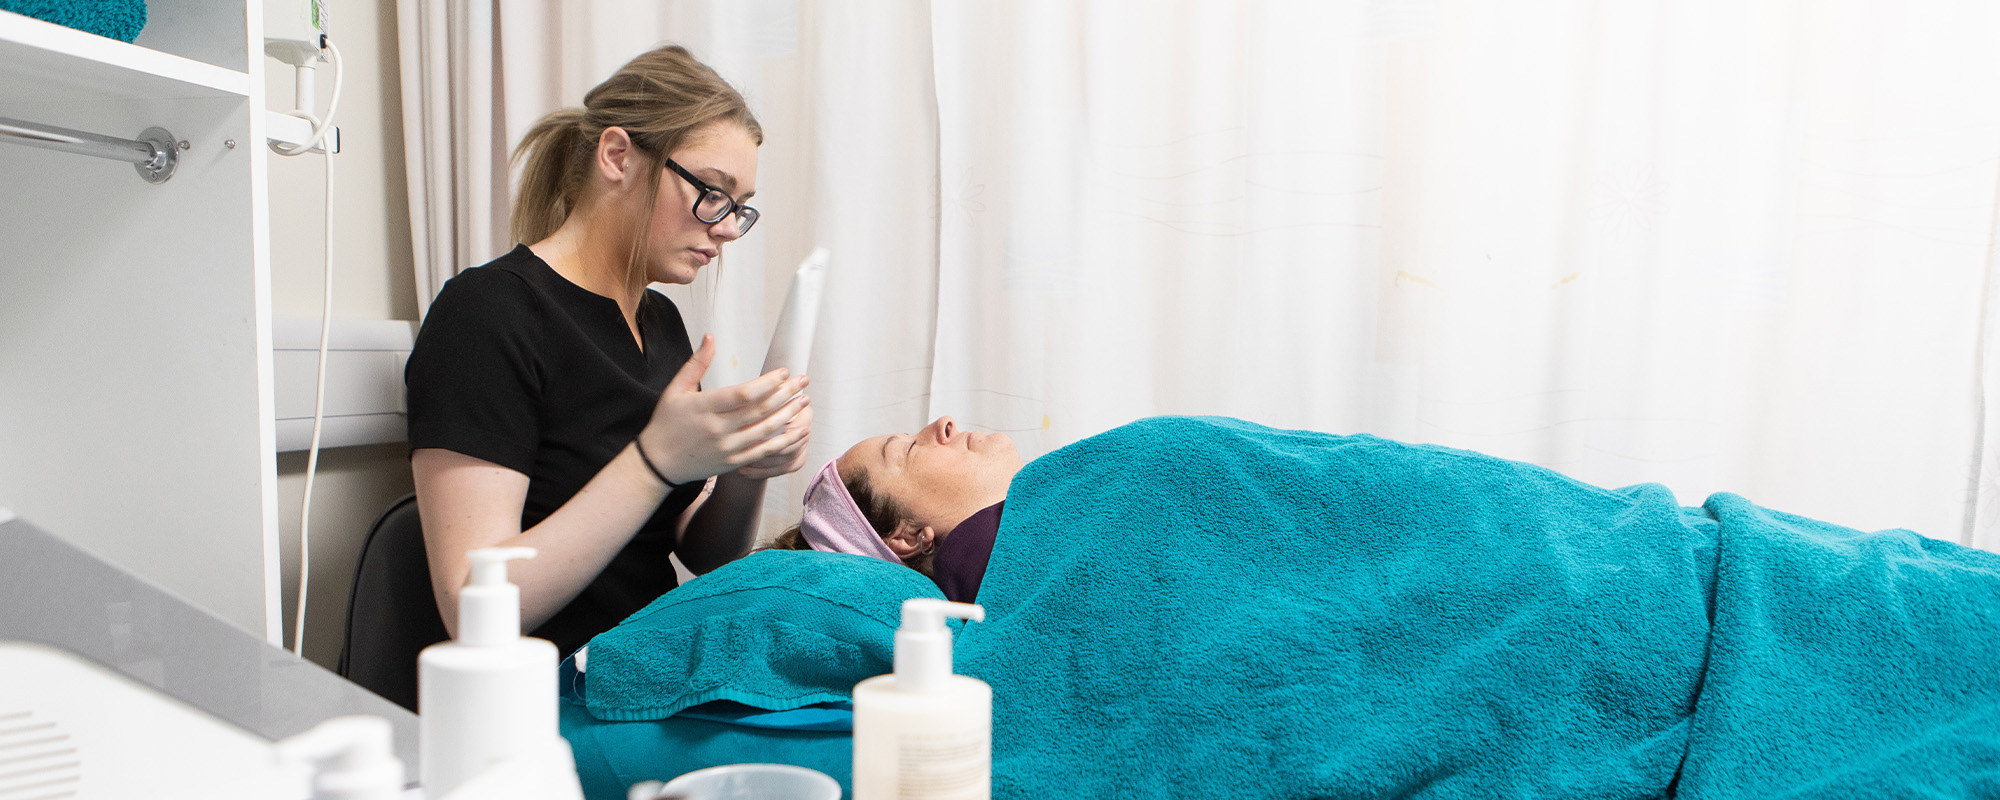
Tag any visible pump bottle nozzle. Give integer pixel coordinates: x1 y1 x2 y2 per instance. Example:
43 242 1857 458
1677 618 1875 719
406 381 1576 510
893 599 984 693
459 547 536 646
274 715 404 800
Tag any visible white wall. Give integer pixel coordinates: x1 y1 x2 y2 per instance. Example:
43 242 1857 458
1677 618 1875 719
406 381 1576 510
263 0 415 667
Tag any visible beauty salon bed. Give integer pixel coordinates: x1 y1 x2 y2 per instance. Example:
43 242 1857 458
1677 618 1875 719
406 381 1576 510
560 417 2000 799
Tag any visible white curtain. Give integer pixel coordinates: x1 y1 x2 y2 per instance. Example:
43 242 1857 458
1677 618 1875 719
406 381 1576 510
405 0 2000 548
398 0 505 314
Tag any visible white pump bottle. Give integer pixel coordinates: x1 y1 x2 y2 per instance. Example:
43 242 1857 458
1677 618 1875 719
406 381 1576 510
851 599 990 800
417 547 563 798
274 716 404 800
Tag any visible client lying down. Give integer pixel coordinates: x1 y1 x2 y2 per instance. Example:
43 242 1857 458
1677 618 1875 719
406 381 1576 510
770 415 1022 602
569 415 2000 799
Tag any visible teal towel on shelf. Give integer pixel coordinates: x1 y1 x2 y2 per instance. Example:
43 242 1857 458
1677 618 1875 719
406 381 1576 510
957 416 2000 799
1 0 147 43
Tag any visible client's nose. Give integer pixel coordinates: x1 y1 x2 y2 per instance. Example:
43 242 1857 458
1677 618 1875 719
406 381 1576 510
931 416 957 444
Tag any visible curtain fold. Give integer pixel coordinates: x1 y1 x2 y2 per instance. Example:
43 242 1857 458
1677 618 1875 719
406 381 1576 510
1972 167 2000 552
918 0 2000 546
397 0 511 317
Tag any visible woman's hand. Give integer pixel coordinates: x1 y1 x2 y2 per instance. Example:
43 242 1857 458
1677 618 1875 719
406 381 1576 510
736 401 813 479
637 334 811 485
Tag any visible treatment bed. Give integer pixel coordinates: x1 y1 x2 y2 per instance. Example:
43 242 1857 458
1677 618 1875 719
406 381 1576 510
561 417 2000 799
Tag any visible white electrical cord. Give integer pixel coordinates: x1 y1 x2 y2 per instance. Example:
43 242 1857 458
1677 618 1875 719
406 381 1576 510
275 40 344 657
291 141 333 658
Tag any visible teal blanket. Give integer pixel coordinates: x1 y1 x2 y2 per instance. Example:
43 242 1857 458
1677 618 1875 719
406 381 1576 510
956 416 2000 798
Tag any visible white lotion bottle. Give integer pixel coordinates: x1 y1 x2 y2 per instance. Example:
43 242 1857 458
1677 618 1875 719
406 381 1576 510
418 547 559 798
273 716 404 800
852 599 991 800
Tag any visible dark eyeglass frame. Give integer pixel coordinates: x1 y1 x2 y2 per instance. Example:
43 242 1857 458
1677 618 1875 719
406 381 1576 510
663 158 759 235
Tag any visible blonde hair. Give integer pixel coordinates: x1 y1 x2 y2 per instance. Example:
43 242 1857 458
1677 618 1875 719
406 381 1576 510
510 45 763 252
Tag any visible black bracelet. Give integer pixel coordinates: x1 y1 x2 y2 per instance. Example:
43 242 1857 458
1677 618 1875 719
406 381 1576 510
633 439 701 489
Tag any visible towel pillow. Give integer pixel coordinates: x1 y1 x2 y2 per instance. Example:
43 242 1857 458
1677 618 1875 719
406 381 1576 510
581 549 944 721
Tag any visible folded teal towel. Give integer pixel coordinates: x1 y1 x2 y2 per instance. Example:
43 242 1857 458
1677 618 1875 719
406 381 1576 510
563 693 853 800
956 416 2000 798
1 0 146 43
561 652 853 731
580 549 945 721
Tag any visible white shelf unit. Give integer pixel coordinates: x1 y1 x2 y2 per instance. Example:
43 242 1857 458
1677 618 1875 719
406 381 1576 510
0 4 282 640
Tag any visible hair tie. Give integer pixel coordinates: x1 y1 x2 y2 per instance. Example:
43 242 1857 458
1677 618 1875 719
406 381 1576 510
634 438 702 490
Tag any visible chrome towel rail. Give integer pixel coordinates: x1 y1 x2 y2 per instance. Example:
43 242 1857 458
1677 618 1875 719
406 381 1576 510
0 116 180 184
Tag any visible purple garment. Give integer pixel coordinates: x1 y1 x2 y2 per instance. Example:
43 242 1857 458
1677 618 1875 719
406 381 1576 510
932 501 1004 604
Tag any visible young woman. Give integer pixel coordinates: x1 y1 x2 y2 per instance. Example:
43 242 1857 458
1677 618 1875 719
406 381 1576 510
405 45 810 656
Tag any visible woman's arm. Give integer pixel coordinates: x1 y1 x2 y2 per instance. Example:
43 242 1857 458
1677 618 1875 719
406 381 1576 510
674 473 768 573
414 444 671 636
676 402 814 573
418 339 809 635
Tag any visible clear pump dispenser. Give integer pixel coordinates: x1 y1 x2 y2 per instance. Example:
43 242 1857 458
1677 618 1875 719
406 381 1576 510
852 599 990 800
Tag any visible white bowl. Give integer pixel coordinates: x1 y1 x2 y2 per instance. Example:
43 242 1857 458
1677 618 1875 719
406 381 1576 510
629 763 841 800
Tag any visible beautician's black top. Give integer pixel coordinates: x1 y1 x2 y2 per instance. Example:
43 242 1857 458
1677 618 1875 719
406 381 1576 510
406 245 703 656
932 501 1004 604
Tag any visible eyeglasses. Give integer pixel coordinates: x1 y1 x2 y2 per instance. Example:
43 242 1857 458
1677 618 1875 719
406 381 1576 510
664 158 759 236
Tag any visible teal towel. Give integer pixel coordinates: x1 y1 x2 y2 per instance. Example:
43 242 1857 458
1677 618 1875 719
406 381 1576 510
957 416 2000 798
581 549 945 721
1676 494 2000 797
0 0 146 42
563 694 853 800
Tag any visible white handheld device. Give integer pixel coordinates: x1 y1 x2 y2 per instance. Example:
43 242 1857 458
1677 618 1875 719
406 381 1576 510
761 247 830 376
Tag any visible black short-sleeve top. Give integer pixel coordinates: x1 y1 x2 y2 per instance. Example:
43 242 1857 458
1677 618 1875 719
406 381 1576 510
406 244 702 655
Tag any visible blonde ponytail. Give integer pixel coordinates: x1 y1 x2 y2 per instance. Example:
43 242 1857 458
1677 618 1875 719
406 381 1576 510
510 108 590 246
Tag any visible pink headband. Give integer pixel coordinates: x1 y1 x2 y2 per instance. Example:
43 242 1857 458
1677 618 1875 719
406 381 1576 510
799 460 902 563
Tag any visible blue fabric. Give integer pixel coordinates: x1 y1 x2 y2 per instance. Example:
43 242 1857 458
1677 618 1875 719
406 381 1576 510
563 694 853 800
565 550 911 799
1675 494 2000 798
956 416 2000 799
564 652 853 732
578 549 944 721
563 416 2000 798
0 0 146 42
675 701 853 732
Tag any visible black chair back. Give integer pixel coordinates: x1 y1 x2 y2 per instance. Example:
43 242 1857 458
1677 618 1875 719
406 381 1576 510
336 494 448 712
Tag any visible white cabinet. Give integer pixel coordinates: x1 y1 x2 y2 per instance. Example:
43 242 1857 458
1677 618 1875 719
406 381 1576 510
0 3 281 640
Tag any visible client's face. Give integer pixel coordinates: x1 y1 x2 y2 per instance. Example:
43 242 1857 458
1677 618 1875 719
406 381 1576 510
839 416 1023 531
